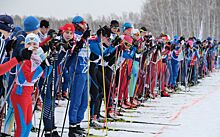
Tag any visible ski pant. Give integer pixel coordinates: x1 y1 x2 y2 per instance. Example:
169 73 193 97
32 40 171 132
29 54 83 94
191 61 198 83
4 100 14 134
170 59 179 87
41 71 58 131
62 67 69 92
161 62 170 91
90 62 101 117
118 59 132 101
129 60 139 97
135 57 147 97
4 74 15 134
69 73 88 125
146 62 157 93
102 66 113 112
10 85 33 137
90 63 113 116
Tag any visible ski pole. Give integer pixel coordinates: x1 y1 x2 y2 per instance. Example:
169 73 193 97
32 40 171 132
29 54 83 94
37 72 50 137
60 55 79 137
100 31 108 136
86 41 91 137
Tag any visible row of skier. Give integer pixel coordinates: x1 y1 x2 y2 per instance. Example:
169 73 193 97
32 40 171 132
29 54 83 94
0 14 219 137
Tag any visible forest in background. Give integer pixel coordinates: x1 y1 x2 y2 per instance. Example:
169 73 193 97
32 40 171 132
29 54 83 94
12 0 220 40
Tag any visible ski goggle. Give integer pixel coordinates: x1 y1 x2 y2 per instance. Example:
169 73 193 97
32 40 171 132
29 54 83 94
111 26 119 29
25 36 40 45
133 33 140 37
124 41 132 47
140 29 147 33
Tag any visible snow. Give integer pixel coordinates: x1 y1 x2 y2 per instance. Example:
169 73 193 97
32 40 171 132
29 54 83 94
30 71 220 137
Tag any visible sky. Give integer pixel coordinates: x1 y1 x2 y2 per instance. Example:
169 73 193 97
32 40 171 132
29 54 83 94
0 0 145 19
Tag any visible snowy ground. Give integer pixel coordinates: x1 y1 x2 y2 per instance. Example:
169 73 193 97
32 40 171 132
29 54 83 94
30 71 220 137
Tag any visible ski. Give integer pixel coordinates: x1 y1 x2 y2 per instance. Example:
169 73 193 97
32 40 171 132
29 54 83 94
83 119 180 126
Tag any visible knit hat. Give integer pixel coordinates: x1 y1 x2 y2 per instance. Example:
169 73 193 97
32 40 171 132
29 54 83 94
25 33 40 48
139 27 147 33
24 16 40 32
132 29 140 36
123 35 133 47
110 20 119 27
72 16 86 24
207 37 212 41
187 40 193 48
122 22 133 32
40 20 49 28
173 35 179 40
62 23 75 33
0 15 14 32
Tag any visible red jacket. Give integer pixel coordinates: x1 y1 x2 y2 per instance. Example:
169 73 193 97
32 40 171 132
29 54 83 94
0 57 18 76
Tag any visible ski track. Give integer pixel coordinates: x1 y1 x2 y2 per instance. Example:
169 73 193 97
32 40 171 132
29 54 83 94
29 71 220 137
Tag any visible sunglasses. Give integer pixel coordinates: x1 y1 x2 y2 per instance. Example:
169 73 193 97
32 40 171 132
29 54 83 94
133 33 140 37
124 41 132 47
111 26 119 29
79 21 87 25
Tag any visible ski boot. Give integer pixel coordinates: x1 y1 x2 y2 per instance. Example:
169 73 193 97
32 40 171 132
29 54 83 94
161 91 170 97
165 86 173 93
90 115 103 129
45 130 60 137
129 97 137 108
69 125 85 137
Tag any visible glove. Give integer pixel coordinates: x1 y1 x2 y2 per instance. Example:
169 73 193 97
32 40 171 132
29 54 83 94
40 60 48 70
15 48 32 62
112 36 122 46
74 39 84 53
5 39 17 53
133 40 139 48
63 40 74 51
82 29 91 40
48 29 57 38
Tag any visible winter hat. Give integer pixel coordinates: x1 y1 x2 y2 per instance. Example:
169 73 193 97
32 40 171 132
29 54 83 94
123 35 133 46
162 35 170 41
0 14 14 32
72 16 86 24
25 33 40 47
122 22 133 32
62 23 75 33
139 27 147 33
187 40 193 48
207 37 212 41
132 29 140 36
110 20 119 27
40 20 49 28
173 35 179 40
24 16 40 32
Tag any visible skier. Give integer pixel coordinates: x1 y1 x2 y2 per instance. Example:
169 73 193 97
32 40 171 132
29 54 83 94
39 19 50 41
89 25 122 127
41 23 75 137
10 33 48 137
2 16 41 136
68 16 91 137
118 22 137 109
128 29 141 106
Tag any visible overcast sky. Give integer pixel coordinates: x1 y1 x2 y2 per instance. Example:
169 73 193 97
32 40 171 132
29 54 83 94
0 0 145 19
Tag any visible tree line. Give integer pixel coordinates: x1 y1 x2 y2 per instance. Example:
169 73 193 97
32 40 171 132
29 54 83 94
13 0 220 40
